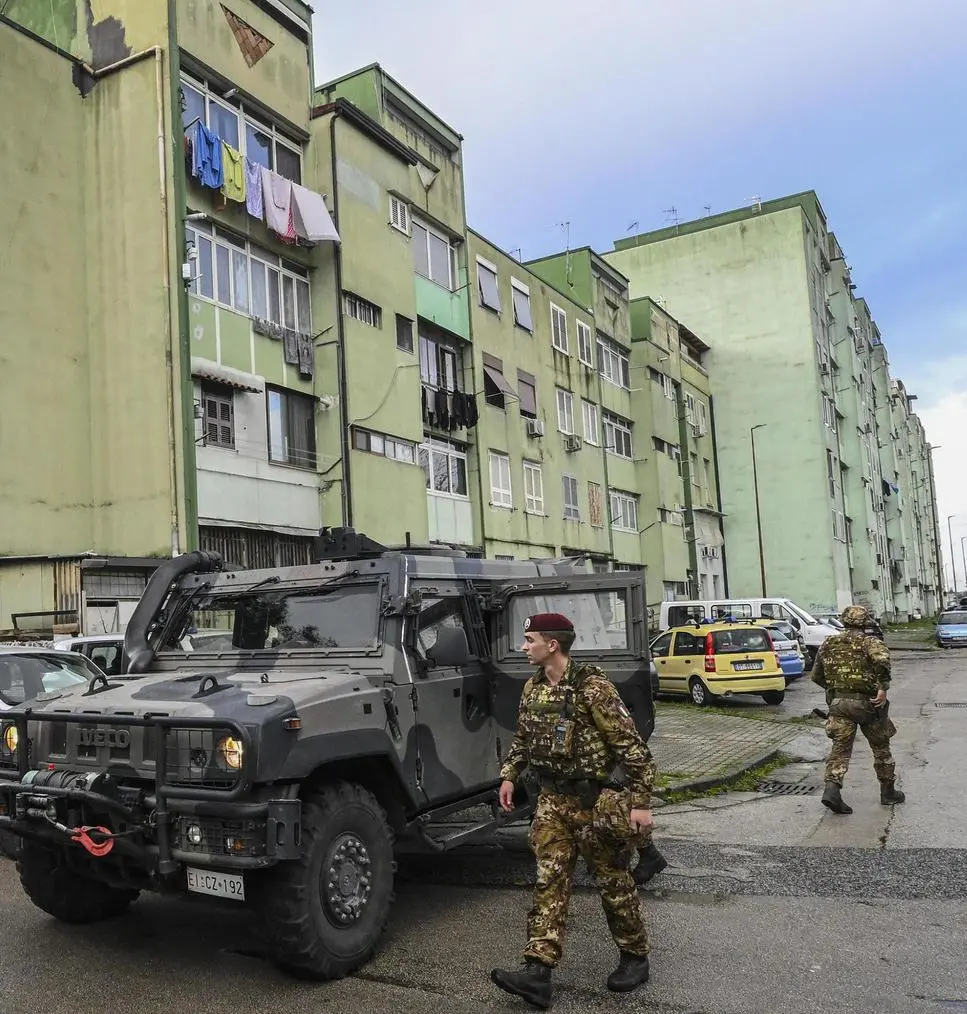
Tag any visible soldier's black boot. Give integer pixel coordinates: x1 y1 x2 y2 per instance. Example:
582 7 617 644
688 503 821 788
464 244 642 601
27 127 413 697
491 959 553 1009
821 781 853 814
633 844 668 885
607 951 650 992
880 781 905 804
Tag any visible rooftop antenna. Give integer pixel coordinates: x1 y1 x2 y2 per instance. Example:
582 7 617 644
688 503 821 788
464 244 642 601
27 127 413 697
703 204 712 216
627 220 639 233
510 247 522 261
663 206 680 227
749 194 762 213
557 220 572 287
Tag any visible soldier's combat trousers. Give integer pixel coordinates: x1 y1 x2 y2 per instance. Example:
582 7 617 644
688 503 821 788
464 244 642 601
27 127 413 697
824 711 897 787
524 793 649 967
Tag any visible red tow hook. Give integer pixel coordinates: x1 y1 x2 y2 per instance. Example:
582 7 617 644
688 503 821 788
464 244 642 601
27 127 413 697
71 826 115 857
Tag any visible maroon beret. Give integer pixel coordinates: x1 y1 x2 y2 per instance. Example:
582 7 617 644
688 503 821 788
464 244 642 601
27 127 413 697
524 612 574 633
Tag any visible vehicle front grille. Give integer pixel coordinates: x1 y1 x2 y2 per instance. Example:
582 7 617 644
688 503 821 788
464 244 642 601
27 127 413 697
165 728 240 790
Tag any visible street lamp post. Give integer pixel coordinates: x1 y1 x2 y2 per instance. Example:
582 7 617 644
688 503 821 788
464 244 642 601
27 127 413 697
948 514 958 594
750 424 767 597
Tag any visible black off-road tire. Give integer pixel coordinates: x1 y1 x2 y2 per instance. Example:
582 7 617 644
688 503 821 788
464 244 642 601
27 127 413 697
19 842 138 923
252 781 395 980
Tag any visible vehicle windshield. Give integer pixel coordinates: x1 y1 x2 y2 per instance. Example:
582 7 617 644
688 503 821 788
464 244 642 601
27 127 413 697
0 653 93 706
159 583 382 652
784 600 819 625
712 628 771 654
766 623 796 641
939 611 967 625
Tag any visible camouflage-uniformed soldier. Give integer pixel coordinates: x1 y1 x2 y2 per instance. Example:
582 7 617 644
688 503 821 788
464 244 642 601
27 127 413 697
811 604 905 814
490 613 655 1009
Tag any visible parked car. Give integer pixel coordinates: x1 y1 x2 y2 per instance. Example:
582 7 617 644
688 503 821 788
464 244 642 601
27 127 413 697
758 622 805 681
815 613 845 631
936 610 967 648
0 647 104 709
53 633 127 675
649 619 786 706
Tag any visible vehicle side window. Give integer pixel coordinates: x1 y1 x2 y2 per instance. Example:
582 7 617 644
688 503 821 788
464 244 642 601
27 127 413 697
673 632 702 655
650 633 672 657
415 597 466 664
90 645 123 675
712 603 752 619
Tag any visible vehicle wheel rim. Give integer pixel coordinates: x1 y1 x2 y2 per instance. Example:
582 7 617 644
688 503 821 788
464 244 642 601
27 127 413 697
321 833 372 925
691 682 705 704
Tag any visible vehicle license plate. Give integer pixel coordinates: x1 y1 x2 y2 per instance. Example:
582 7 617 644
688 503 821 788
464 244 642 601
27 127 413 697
186 867 245 901
733 661 763 672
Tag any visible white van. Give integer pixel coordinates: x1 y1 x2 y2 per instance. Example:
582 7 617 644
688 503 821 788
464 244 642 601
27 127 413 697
658 597 839 666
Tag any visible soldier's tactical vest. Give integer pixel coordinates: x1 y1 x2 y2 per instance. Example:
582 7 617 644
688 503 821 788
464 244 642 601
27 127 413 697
823 632 880 696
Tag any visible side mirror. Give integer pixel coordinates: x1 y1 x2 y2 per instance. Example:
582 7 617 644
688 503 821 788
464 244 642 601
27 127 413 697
426 626 472 668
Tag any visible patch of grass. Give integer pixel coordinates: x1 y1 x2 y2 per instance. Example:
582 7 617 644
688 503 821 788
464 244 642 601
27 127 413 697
659 753 793 805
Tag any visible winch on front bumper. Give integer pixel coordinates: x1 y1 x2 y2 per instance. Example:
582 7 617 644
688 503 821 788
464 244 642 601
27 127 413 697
0 711 302 884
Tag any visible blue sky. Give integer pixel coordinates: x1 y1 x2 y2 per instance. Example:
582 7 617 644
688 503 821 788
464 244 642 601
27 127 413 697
313 0 967 584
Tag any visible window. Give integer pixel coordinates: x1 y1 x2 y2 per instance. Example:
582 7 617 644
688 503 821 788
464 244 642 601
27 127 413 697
696 400 708 435
202 384 234 449
609 491 639 532
662 374 676 400
489 452 513 507
477 257 501 312
415 596 466 664
343 291 382 328
822 394 837 431
659 507 683 526
827 450 836 498
523 461 544 514
562 475 580 521
603 412 633 459
517 370 537 418
577 321 594 366
673 631 704 656
556 388 574 434
483 353 515 410
396 314 414 353
511 279 533 331
412 218 456 290
582 400 599 445
419 439 469 497
352 428 416 464
832 508 847 542
598 339 631 389
690 452 699 488
267 388 316 469
597 273 626 303
187 222 310 333
650 632 672 658
389 195 410 234
419 334 460 392
181 75 302 183
550 303 569 353
588 481 604 526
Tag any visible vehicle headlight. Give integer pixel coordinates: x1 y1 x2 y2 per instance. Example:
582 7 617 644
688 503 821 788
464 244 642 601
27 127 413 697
1 724 17 755
215 735 243 771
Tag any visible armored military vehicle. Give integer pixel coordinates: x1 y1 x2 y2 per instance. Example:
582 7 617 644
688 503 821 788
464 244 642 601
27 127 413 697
0 528 653 979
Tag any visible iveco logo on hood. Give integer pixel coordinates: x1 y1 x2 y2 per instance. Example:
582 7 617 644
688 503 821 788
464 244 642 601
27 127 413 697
79 727 131 749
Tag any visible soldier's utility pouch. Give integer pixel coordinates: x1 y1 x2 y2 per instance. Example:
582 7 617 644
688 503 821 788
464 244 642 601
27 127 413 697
828 696 877 726
592 788 647 847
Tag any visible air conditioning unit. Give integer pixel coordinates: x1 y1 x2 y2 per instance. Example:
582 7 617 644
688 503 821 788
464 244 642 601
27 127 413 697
689 422 700 437
526 418 545 439
820 362 830 374
564 434 583 453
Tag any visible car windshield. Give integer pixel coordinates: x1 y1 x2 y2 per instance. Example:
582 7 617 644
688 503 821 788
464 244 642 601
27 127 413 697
158 583 382 651
712 628 771 654
0 653 93 706
939 612 967 625
766 624 795 641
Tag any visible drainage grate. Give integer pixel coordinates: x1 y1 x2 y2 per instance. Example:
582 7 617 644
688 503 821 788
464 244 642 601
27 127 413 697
936 702 967 709
756 781 818 796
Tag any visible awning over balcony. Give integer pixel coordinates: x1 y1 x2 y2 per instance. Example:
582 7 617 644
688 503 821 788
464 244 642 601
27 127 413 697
191 357 264 393
695 512 724 548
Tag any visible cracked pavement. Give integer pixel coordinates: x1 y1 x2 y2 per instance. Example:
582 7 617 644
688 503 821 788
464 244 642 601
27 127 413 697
0 651 965 1013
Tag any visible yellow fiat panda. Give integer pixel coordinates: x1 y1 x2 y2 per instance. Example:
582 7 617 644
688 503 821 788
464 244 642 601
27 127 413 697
648 618 787 706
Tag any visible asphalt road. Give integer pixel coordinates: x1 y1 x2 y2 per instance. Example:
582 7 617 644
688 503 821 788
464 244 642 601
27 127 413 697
1 650 965 1014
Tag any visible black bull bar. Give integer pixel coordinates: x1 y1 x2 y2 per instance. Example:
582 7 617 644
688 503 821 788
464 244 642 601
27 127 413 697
0 711 265 872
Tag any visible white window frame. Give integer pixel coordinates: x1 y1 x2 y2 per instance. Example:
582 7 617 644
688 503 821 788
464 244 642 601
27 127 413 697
181 73 303 184
419 334 460 392
577 321 594 366
343 291 382 328
662 374 676 400
353 427 417 464
419 439 469 500
562 475 580 521
511 278 533 331
412 216 457 291
523 461 544 515
187 221 311 332
598 338 631 389
582 399 599 445
476 256 501 313
602 412 633 459
556 388 575 434
389 194 410 234
609 491 639 532
489 451 513 508
550 303 569 354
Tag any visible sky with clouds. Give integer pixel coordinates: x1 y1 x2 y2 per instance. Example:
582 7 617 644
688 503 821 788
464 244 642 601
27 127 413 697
312 0 967 588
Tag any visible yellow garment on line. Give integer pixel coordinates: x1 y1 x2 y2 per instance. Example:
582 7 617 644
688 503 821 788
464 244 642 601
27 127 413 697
221 143 246 202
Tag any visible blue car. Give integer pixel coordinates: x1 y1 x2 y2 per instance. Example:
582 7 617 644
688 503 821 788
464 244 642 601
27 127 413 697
760 623 806 681
936 609 967 648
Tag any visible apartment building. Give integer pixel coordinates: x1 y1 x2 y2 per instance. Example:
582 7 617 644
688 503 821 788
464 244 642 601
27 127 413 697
605 192 942 619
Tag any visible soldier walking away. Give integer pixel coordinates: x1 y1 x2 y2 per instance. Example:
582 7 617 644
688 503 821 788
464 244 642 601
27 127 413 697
811 605 905 815
490 613 654 1009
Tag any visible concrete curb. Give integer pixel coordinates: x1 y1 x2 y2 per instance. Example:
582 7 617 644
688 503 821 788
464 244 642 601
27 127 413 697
655 746 783 799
